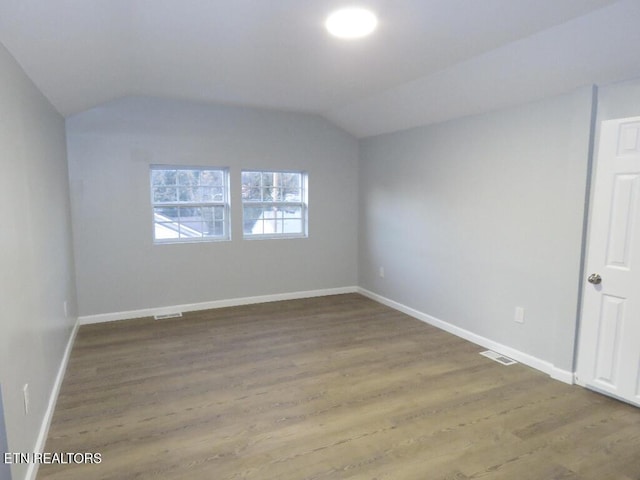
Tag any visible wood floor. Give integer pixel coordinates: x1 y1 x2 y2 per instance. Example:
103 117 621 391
39 294 640 480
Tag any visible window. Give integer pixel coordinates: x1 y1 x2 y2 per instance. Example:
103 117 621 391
151 166 230 243
242 170 308 238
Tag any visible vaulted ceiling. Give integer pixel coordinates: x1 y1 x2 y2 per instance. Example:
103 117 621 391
1 0 639 137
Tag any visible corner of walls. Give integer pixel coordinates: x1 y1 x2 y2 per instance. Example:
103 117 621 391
569 84 599 373
357 86 595 382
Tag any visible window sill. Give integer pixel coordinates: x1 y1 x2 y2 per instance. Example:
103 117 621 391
153 237 231 245
242 234 308 241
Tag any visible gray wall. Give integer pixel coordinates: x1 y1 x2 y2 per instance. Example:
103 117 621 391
598 77 640 122
66 97 359 317
0 386 11 480
358 87 595 372
0 43 77 480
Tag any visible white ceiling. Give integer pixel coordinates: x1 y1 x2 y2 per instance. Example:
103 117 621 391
1 0 639 137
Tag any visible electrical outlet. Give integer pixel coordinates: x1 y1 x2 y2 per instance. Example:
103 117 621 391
63 300 68 317
23 384 29 415
514 307 525 324
379 266 385 278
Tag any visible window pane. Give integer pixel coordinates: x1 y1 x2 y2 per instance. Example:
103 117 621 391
246 187 262 201
154 223 180 239
243 206 261 234
241 171 261 187
252 219 264 235
177 170 197 186
283 173 301 189
242 172 263 201
200 170 223 186
260 172 274 187
283 187 301 202
193 187 206 202
177 186 193 202
211 186 225 201
155 206 179 219
243 206 260 221
152 169 177 186
153 186 177 203
241 171 257 184
281 206 303 234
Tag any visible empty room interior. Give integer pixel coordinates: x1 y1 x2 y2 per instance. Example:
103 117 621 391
2 1 640 479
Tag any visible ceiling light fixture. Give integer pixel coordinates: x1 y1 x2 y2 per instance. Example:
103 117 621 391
325 7 378 39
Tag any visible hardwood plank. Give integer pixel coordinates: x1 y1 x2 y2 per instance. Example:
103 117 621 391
37 294 640 480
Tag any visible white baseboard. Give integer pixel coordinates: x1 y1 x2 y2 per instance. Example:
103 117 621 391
357 287 574 385
26 318 80 480
79 286 359 325
550 367 575 384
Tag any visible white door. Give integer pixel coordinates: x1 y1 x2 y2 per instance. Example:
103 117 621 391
576 117 640 407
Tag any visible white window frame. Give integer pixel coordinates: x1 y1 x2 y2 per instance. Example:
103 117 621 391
150 165 231 244
241 170 308 239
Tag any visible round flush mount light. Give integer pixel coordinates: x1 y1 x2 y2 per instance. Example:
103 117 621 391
325 7 378 39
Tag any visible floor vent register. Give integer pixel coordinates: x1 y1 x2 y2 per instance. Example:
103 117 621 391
479 350 518 366
154 312 183 320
